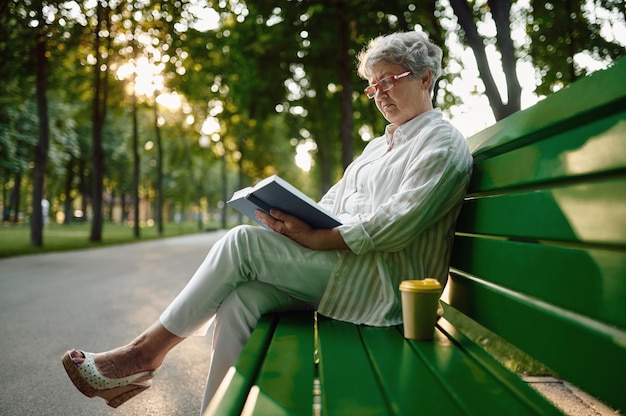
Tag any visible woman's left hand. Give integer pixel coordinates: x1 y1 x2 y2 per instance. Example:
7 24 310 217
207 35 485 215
255 209 348 251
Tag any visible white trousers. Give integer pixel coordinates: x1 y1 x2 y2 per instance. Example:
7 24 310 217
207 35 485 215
158 225 339 412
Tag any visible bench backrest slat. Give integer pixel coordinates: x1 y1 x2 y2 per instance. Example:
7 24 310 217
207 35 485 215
467 58 626 160
457 177 626 246
468 110 626 194
447 57 626 413
453 237 626 330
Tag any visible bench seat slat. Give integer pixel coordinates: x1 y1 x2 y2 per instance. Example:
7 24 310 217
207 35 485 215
317 318 390 415
246 312 315 415
356 325 469 415
458 176 626 246
452 236 626 328
358 325 562 415
204 314 278 416
468 110 626 193
445 272 626 412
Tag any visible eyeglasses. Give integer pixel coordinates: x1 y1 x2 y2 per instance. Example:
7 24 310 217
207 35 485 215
364 71 413 99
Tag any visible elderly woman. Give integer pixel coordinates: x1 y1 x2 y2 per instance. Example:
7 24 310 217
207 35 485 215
61 30 472 413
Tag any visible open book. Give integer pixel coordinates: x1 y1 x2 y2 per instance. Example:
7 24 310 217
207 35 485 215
227 175 341 229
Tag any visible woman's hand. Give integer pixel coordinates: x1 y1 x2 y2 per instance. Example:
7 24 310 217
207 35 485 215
256 209 348 251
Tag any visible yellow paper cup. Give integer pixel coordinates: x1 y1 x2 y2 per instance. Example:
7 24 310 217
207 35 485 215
399 278 443 340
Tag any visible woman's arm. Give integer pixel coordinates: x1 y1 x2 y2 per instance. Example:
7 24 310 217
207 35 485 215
256 209 349 251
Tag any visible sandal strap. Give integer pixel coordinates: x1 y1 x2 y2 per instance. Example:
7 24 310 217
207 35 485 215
77 351 155 390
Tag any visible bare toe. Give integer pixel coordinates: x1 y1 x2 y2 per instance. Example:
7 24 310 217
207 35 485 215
69 349 86 365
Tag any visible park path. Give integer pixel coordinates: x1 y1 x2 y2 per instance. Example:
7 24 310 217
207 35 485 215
0 231 228 416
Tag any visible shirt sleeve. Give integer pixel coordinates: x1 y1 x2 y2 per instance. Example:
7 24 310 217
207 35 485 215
339 131 471 255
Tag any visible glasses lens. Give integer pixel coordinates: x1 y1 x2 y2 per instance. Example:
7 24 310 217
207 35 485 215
364 85 376 98
379 77 394 92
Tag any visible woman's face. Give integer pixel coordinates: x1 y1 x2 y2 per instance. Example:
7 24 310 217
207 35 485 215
368 62 433 125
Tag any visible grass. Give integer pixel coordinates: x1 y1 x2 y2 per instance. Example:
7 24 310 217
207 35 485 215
443 306 555 376
0 221 218 259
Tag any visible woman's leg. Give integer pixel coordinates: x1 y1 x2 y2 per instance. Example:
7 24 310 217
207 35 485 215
160 225 338 337
69 225 337 381
67 320 184 378
199 281 311 413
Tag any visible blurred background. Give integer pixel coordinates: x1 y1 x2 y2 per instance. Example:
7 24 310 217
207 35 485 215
1 0 625 249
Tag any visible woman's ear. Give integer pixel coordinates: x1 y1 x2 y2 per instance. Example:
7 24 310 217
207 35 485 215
421 70 432 90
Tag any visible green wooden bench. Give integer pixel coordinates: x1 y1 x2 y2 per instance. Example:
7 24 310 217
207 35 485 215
204 57 626 416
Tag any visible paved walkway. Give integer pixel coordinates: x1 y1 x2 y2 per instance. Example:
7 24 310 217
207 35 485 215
0 231 227 416
0 230 617 415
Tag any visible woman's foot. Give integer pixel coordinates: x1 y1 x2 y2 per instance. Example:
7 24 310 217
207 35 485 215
61 321 186 407
61 350 157 408
67 347 156 382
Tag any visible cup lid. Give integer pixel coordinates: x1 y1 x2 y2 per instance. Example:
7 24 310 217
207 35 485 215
399 278 442 292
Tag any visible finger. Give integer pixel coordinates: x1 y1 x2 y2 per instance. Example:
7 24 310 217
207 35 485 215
268 208 289 221
256 210 285 233
255 210 267 223
255 210 273 227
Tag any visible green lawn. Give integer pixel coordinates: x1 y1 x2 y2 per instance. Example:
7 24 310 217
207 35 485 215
0 221 215 259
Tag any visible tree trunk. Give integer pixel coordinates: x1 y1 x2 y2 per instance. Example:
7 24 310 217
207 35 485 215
79 159 89 223
488 0 521 118
9 172 21 223
335 0 354 169
154 98 164 234
450 0 521 121
310 74 334 195
132 82 140 236
31 0 49 246
89 1 110 242
131 20 141 238
63 159 74 224
121 192 127 224
108 189 115 221
2 176 9 222
318 130 333 195
236 135 244 225
220 151 227 229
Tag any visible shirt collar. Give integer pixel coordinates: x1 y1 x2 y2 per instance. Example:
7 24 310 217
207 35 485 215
384 109 440 151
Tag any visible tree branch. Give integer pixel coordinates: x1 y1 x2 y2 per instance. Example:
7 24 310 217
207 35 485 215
488 0 521 117
450 0 506 119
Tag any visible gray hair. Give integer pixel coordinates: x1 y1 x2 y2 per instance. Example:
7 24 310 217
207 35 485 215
357 31 443 94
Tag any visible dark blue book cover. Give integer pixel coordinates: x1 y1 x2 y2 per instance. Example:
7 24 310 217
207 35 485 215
227 175 341 229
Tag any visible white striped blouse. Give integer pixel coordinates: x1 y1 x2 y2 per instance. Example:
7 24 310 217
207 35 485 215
317 108 473 326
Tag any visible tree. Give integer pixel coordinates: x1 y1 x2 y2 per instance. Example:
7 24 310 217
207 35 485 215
154 96 164 234
447 0 624 121
281 0 446 191
132 77 140 236
1 0 624 239
0 1 35 225
528 0 625 96
450 0 521 120
89 0 111 242
31 0 51 246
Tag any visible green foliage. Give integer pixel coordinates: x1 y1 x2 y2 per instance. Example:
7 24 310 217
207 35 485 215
1 0 624 247
529 0 625 95
0 92 39 174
